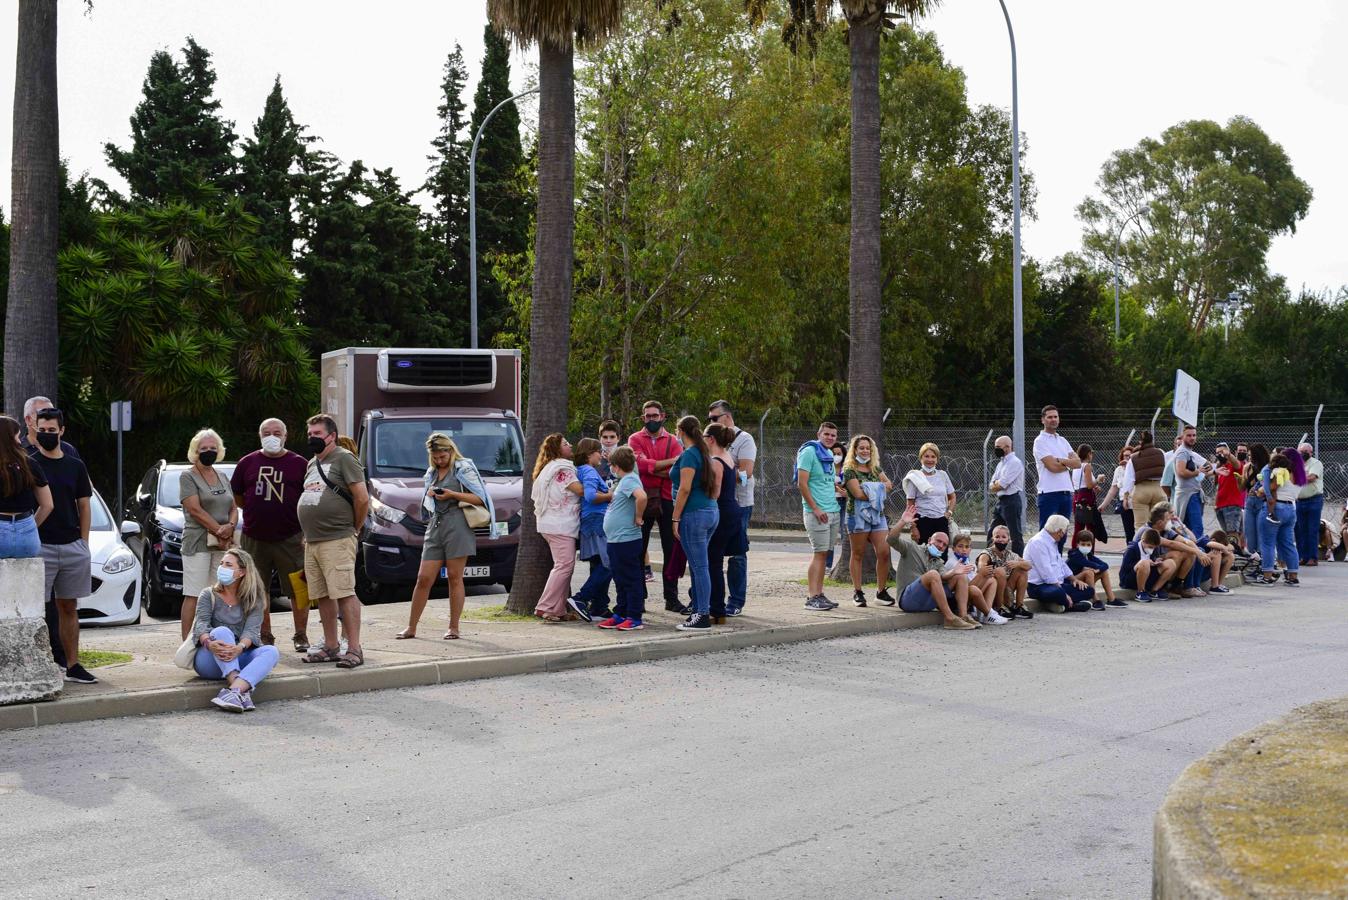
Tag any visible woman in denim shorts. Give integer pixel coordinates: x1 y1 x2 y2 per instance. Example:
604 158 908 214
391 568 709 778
841 435 895 608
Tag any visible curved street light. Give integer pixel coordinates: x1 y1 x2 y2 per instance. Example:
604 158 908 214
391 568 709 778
996 0 1025 467
469 87 539 348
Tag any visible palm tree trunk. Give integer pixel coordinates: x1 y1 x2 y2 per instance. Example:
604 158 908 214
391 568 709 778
5 0 60 417
833 14 885 585
507 41 576 615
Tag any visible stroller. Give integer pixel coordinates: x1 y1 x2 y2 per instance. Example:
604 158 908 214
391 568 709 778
1239 551 1282 584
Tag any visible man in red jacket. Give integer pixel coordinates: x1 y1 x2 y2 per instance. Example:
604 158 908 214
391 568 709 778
628 401 685 613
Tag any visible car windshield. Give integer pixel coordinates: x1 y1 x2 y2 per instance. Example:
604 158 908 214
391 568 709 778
157 465 237 508
370 419 524 477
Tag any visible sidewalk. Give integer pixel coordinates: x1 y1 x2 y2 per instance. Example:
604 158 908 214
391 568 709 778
0 544 1243 731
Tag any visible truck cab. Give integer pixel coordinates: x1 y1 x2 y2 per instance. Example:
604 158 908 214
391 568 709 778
321 347 524 602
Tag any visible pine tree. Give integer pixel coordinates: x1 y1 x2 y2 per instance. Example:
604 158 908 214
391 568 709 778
423 45 472 344
240 76 314 257
104 37 239 203
468 25 528 345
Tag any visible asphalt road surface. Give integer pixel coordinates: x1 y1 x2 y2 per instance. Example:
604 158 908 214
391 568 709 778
4 571 1348 899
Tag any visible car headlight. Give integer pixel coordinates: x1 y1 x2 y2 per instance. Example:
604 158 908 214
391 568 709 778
103 549 137 575
369 496 407 526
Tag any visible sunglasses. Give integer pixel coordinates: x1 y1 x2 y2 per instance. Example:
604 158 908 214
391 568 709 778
707 413 724 422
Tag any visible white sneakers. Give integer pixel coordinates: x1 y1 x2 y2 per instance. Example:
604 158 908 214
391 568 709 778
984 610 1010 625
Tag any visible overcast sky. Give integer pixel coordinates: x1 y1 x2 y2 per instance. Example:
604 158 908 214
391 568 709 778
1 0 1344 292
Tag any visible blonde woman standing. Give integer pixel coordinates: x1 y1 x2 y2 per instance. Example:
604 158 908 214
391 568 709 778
189 548 280 712
398 433 492 640
903 442 956 544
841 435 895 607
180 428 238 639
531 433 584 622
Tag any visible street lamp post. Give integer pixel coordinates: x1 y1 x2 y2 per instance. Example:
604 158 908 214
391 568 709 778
469 87 538 349
1112 209 1144 341
997 0 1024 465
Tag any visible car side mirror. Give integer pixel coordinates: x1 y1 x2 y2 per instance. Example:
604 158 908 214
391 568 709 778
120 521 142 537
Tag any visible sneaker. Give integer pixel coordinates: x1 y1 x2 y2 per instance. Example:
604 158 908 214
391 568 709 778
985 610 1010 625
565 596 593 622
1091 601 1106 611
664 598 689 614
943 617 978 630
1070 600 1093 612
1013 606 1034 619
597 615 625 629
1135 592 1154 602
995 607 1014 619
240 691 256 712
822 594 839 609
973 610 988 624
853 590 867 607
1265 515 1281 525
1180 588 1205 599
1106 598 1128 607
211 688 245 713
726 606 744 617
876 588 897 607
644 566 654 583
962 614 982 628
616 618 645 630
589 607 613 620
1210 584 1232 594
1045 601 1068 613
63 664 98 684
1285 576 1301 587
677 613 711 631
804 596 833 611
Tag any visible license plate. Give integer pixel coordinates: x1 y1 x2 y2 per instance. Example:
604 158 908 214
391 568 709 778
442 566 492 579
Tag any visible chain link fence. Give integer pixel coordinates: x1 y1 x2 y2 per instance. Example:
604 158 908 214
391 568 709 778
750 408 1348 539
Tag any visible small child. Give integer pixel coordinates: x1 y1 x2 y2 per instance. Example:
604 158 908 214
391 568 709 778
944 533 1008 625
1119 528 1175 602
568 438 614 621
600 447 648 631
1067 530 1122 608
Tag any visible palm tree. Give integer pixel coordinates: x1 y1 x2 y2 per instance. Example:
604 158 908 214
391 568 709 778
488 1 626 614
5 0 60 417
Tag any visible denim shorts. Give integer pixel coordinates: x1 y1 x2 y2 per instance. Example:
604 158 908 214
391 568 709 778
1215 506 1243 533
845 514 890 534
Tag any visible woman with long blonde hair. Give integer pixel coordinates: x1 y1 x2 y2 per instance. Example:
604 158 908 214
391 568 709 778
841 434 894 607
398 432 490 640
530 432 584 622
188 548 280 712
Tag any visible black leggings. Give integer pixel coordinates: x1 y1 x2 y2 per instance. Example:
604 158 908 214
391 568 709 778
641 496 678 602
915 515 950 544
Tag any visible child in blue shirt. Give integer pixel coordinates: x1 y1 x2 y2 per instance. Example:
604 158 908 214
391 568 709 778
601 447 648 630
1067 530 1123 608
567 439 614 621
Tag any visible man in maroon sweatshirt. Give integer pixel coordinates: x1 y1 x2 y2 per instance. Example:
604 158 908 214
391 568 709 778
628 400 685 612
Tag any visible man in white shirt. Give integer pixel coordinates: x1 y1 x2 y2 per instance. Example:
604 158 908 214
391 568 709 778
1032 405 1080 537
1024 515 1095 613
708 400 756 615
986 434 1026 554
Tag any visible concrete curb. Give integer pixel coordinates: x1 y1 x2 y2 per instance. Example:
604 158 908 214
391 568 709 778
0 574 1247 732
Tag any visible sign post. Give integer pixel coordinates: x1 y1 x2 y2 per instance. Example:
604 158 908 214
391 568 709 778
1173 370 1200 428
110 401 132 520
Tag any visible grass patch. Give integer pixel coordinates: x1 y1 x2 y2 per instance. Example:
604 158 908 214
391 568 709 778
792 578 854 588
79 650 133 668
461 604 534 623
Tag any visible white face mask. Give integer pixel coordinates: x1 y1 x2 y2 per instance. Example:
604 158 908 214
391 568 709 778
921 463 937 474
601 440 618 456
261 435 284 454
857 455 871 465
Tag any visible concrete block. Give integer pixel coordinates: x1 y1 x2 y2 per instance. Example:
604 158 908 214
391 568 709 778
0 557 46 619
0 618 63 705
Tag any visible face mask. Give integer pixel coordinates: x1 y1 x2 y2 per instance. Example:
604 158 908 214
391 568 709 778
954 551 969 563
921 463 936 474
261 435 284 454
601 441 617 455
927 545 944 559
643 420 662 434
993 541 1009 551
35 432 59 451
1237 452 1248 461
216 565 236 586
198 449 219 466
308 435 328 455
1301 451 1311 461
993 447 1005 458
857 455 871 465
1079 545 1094 554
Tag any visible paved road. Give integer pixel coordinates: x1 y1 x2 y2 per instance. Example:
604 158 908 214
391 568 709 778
4 570 1348 899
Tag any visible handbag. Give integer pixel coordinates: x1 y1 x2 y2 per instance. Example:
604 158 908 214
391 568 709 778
459 501 491 529
173 634 198 670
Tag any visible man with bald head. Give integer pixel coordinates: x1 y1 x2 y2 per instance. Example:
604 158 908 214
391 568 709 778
987 434 1025 554
1295 442 1324 566
887 508 977 629
231 418 309 649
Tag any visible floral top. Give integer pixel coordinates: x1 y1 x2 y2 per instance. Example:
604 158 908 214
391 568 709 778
532 459 580 536
841 465 887 516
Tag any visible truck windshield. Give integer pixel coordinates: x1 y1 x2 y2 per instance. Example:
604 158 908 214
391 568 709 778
370 419 524 477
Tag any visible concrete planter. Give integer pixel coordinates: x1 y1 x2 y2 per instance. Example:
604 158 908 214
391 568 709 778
0 558 63 704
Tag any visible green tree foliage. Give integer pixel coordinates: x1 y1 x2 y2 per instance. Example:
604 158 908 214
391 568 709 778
104 37 240 204
1078 116 1312 331
422 45 472 344
240 77 315 257
297 161 451 353
469 24 530 344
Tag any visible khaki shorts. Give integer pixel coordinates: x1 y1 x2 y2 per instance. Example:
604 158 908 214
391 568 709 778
304 535 358 601
1131 481 1168 527
803 509 841 553
182 549 227 598
241 533 306 604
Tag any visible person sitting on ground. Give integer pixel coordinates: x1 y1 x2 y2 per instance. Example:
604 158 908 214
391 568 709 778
886 507 976 630
1067 530 1124 609
189 548 282 712
1148 502 1205 598
1024 514 1095 613
840 434 895 608
1200 529 1237 593
944 532 1009 625
977 525 1033 619
1119 528 1176 602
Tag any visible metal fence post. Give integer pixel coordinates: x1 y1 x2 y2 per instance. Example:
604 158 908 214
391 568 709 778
981 429 995 530
1314 403 1324 455
1150 407 1161 436
757 408 773 526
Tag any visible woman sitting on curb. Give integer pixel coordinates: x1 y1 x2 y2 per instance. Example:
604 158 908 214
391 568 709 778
190 548 280 712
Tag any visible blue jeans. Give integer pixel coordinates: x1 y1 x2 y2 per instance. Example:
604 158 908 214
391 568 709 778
1295 494 1324 562
608 538 647 621
726 506 752 610
1243 493 1264 552
193 626 280 689
573 556 612 610
680 506 720 616
1027 578 1094 610
988 493 1025 555
1183 493 1204 539
1258 501 1298 573
0 516 40 559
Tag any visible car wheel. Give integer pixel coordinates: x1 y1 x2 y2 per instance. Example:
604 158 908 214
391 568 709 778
142 550 173 619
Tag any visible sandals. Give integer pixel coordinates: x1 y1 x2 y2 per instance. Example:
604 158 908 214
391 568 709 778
335 649 364 669
293 632 309 653
302 645 342 664
443 628 460 640
395 628 417 640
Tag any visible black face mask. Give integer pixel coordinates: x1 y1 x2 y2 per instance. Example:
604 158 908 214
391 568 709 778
1236 452 1248 462
643 420 662 434
993 447 1005 458
308 436 328 456
993 541 1009 551
198 449 219 466
35 432 60 451
1301 451 1311 461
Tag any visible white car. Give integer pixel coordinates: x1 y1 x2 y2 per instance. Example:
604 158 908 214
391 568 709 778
76 490 143 626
